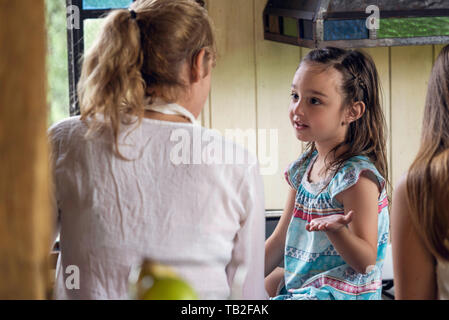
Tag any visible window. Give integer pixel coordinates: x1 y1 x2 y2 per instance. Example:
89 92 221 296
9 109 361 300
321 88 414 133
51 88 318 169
66 0 136 116
47 0 70 125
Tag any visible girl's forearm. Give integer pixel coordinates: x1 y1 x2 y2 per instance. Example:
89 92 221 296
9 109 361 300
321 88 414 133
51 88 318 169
325 227 377 274
264 234 284 277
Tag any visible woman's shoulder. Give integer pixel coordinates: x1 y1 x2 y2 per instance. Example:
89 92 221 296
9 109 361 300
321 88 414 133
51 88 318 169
393 173 408 197
47 116 87 164
48 116 85 140
391 173 409 218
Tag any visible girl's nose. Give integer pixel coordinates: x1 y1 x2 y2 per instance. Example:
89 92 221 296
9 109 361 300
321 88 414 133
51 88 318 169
293 99 305 116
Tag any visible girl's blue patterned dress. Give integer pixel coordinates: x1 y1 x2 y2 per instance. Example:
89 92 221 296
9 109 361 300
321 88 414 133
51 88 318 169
273 151 389 300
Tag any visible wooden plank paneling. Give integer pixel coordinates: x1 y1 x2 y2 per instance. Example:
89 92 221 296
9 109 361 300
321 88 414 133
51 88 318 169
434 44 446 63
363 47 392 191
199 95 211 128
299 48 311 153
391 46 433 188
0 0 52 299
254 0 301 209
207 0 258 155
300 48 311 59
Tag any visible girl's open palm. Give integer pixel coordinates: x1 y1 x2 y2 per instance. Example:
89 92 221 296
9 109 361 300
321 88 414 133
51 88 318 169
306 210 354 233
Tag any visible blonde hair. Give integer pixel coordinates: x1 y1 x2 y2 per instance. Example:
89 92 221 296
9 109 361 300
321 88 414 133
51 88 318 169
78 0 216 158
406 44 449 261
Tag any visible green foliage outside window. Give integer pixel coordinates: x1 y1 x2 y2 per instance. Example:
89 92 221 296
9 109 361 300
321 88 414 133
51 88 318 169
46 0 70 127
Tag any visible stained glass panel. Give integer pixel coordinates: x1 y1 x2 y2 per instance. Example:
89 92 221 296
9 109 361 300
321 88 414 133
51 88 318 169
324 19 368 41
283 17 298 38
83 0 133 10
378 17 449 38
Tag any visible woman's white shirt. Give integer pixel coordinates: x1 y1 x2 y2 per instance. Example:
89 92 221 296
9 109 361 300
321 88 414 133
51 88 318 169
437 259 449 299
49 115 267 300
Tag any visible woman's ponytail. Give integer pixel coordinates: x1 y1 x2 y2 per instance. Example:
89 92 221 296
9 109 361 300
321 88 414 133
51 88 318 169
78 9 146 158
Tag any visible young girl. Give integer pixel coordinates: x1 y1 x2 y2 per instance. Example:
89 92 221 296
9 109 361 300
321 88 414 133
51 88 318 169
265 47 390 300
392 44 449 300
48 0 266 299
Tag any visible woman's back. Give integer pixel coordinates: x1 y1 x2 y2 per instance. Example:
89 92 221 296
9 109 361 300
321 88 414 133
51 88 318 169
50 116 266 299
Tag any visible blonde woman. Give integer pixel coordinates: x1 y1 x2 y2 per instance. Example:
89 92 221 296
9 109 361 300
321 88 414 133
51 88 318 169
49 0 266 300
392 44 449 300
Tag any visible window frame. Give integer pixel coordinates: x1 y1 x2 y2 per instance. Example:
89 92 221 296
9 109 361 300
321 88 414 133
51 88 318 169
66 0 136 116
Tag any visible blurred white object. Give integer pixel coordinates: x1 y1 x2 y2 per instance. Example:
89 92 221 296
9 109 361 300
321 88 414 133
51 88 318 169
382 244 394 280
229 264 247 300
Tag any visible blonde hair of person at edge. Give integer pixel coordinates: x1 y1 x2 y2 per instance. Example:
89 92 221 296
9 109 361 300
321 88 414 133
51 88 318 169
48 0 267 300
392 44 449 300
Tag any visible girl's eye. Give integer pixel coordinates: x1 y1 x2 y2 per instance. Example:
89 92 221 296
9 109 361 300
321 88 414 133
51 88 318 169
291 93 299 101
310 97 321 105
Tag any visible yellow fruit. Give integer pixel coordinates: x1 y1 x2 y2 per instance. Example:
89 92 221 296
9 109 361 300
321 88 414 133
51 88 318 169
141 277 198 300
128 259 198 300
143 262 178 279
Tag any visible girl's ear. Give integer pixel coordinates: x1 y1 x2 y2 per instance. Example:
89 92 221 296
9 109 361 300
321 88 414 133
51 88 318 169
345 101 366 124
191 48 210 83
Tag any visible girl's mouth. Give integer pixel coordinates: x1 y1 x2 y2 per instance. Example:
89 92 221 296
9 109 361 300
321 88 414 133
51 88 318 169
294 121 309 130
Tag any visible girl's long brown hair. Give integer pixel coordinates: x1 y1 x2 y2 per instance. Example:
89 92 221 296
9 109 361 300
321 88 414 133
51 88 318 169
78 0 216 159
298 47 389 194
406 44 449 261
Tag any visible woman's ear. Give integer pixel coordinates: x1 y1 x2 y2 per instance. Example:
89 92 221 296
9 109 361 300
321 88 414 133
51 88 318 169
345 101 366 124
191 48 210 83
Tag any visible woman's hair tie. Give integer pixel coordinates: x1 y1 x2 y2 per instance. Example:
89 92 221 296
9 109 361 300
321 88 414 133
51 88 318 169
195 0 205 7
129 9 137 20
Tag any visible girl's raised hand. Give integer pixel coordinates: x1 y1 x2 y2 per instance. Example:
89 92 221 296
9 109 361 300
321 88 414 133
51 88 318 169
305 210 354 233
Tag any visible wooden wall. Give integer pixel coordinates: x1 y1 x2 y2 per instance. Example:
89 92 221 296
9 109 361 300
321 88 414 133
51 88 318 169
0 0 52 299
202 0 446 210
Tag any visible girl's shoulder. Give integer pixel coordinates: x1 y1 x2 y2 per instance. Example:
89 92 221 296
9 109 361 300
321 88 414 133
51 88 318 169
328 154 386 202
284 150 318 190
